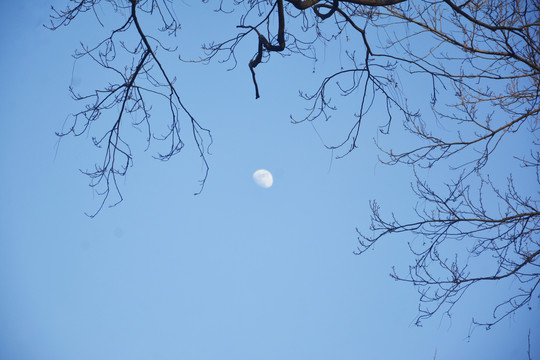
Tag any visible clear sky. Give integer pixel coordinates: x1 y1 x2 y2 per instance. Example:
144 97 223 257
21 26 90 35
0 1 538 360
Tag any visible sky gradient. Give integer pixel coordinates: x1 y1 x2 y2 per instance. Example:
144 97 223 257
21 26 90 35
0 1 538 359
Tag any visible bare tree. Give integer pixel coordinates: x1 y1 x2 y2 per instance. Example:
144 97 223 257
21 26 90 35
47 0 212 216
50 0 539 330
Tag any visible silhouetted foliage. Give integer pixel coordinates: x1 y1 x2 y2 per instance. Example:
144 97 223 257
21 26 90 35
49 0 539 332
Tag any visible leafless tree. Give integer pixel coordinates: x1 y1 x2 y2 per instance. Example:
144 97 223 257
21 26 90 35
47 0 212 216
50 0 539 331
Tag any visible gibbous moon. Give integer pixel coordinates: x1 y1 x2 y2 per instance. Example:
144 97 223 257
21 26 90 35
253 169 273 188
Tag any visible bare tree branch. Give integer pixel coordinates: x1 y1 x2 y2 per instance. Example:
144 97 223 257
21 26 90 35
51 0 540 334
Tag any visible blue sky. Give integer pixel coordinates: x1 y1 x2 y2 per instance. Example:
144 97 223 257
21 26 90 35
0 1 538 359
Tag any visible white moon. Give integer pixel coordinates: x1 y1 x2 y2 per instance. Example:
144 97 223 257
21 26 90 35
253 169 273 188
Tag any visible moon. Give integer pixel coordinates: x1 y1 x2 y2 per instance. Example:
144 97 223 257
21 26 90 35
253 169 273 188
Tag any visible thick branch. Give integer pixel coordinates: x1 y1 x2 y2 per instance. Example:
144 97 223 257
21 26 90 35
286 0 406 9
244 0 286 98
